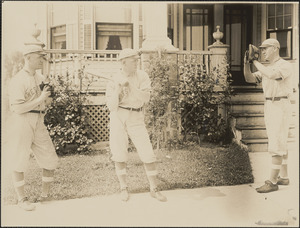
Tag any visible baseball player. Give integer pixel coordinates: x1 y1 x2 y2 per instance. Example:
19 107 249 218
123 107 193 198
243 38 294 193
105 48 167 202
6 43 59 210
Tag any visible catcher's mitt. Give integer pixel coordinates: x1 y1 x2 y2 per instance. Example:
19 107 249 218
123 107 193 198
248 44 259 63
40 82 55 97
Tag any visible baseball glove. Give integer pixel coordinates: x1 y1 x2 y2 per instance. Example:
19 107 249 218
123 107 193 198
40 82 55 97
248 44 259 63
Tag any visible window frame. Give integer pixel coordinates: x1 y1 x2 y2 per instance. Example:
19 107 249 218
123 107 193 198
50 24 67 50
95 22 133 50
266 4 293 60
183 4 214 51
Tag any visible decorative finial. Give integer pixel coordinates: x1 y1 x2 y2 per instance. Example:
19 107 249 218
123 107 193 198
31 23 41 40
213 26 224 45
24 23 45 48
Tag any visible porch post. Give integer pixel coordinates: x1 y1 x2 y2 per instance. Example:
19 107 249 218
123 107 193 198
140 2 179 147
141 2 178 51
208 26 230 123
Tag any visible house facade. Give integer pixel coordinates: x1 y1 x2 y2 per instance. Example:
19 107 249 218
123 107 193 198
36 2 299 151
37 2 299 84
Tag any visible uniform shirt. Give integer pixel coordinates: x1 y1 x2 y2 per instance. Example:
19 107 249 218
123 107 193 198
106 70 151 111
253 58 294 98
8 69 46 114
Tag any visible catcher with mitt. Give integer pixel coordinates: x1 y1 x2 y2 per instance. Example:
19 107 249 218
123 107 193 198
243 38 294 193
5 42 59 211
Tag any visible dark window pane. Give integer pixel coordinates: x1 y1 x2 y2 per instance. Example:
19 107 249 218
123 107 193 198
268 17 275 29
276 4 284 16
186 14 190 26
268 4 275 17
284 4 292 14
192 14 201 26
284 15 292 28
276 16 283 29
268 30 292 58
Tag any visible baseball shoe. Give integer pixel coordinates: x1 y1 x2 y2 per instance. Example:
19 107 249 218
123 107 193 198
277 176 290 185
18 197 36 211
120 187 129 201
33 195 54 204
150 188 167 202
256 180 278 193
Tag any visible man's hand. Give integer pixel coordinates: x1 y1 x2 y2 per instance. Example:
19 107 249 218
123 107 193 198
40 86 51 101
244 50 250 64
248 44 260 63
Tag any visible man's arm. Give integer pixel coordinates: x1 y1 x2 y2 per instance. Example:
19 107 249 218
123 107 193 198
253 60 282 80
243 52 259 84
129 72 151 103
11 86 51 114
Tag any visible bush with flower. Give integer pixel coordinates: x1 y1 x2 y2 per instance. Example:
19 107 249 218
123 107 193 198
44 68 93 155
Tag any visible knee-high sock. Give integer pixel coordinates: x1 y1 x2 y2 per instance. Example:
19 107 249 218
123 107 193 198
12 171 26 201
115 162 127 189
279 153 288 178
270 155 283 184
144 162 158 190
42 169 54 197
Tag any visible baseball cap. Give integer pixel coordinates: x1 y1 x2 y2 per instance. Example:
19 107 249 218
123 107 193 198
118 48 140 61
259 38 280 49
23 45 47 56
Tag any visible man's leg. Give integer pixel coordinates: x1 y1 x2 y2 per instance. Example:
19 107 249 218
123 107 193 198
144 162 167 202
278 153 290 185
12 171 35 211
40 169 55 202
256 155 282 193
115 162 129 201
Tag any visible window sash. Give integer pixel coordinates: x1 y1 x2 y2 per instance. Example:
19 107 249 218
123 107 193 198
96 23 133 50
267 4 293 59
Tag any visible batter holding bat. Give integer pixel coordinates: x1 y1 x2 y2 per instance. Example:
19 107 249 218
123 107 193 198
105 48 167 202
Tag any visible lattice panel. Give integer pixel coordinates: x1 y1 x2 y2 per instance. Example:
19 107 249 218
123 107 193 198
85 105 110 142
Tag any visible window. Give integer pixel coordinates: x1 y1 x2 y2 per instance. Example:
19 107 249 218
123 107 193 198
183 5 213 51
267 4 293 59
167 4 174 45
51 25 66 49
96 23 133 50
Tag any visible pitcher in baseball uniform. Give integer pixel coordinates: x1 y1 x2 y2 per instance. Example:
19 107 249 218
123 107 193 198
106 48 167 202
243 38 294 193
6 42 59 211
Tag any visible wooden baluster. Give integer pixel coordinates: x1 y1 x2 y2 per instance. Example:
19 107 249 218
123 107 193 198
53 53 56 80
59 53 62 77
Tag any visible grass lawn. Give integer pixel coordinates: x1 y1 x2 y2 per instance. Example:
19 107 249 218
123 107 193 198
2 142 254 205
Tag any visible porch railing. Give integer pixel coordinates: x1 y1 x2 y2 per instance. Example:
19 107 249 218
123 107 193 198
43 49 219 144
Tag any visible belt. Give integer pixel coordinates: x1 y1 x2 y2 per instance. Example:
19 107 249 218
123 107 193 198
265 96 288 101
29 110 45 114
119 106 143 112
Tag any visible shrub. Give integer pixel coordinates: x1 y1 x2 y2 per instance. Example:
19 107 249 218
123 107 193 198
44 68 93 155
144 51 179 150
178 55 233 144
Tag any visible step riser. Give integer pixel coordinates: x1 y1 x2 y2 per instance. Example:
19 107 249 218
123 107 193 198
231 105 264 114
236 116 297 126
236 117 265 126
241 128 296 139
246 142 296 152
231 94 264 102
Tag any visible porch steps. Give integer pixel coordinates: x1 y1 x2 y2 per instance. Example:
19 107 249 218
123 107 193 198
241 138 296 152
229 87 298 152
